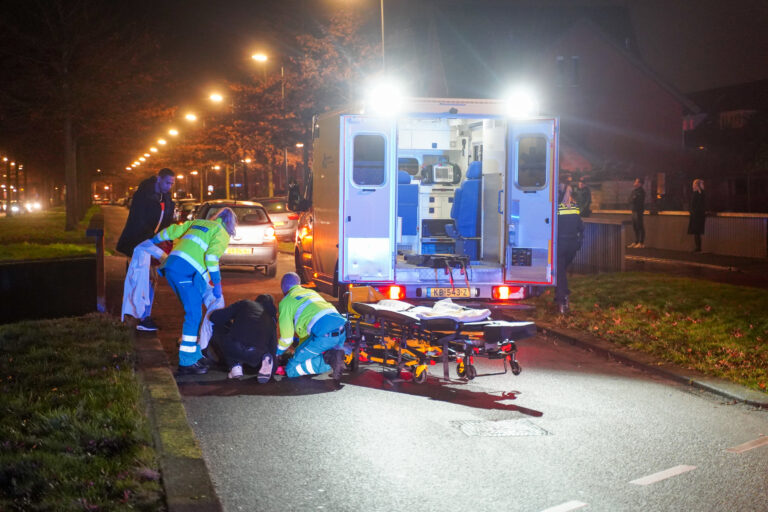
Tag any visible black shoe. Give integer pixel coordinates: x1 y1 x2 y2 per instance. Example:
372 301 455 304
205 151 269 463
177 360 209 375
323 349 345 382
136 317 159 331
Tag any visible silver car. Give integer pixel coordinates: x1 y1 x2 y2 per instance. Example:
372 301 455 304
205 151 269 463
250 196 298 242
195 200 278 276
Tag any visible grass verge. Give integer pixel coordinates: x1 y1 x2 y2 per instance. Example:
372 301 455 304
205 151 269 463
524 272 768 392
0 314 164 511
0 206 99 262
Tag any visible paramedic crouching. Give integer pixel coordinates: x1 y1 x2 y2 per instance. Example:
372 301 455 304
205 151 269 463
277 272 346 383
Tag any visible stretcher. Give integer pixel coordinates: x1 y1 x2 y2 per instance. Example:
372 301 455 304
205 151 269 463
342 292 537 383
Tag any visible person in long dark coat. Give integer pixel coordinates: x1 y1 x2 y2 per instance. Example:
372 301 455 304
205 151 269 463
688 179 706 252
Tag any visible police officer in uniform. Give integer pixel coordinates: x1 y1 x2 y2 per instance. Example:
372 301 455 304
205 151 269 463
556 182 584 315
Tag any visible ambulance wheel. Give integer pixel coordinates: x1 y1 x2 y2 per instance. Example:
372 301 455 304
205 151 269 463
294 250 308 283
466 365 477 380
265 264 277 278
511 361 522 375
413 366 428 384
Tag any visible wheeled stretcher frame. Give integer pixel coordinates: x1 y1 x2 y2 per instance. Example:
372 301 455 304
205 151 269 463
344 301 537 383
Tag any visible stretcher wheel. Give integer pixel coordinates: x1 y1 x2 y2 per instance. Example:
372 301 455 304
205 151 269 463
413 365 427 384
456 361 466 378
466 364 477 380
510 360 522 375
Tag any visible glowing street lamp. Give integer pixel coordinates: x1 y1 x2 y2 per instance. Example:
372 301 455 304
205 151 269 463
143 153 150 157
150 147 158 153
169 128 179 136
295 142 304 148
251 53 268 63
139 157 146 162
157 139 167 145
185 113 197 122
209 93 224 103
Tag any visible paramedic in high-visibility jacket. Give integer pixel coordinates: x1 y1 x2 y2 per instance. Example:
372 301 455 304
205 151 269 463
277 272 346 383
555 183 584 315
149 208 237 375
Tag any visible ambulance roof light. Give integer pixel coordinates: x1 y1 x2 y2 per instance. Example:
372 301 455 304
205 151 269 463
504 87 538 119
363 79 405 116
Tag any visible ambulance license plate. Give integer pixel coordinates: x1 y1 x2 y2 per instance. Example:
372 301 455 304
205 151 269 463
427 287 471 298
226 247 252 255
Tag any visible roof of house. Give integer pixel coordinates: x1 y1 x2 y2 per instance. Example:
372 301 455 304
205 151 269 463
687 80 768 113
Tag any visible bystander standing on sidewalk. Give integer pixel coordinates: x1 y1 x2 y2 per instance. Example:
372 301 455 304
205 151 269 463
117 168 175 331
573 177 592 217
628 178 645 248
688 179 706 253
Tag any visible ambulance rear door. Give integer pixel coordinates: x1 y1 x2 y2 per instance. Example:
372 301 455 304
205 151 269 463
504 118 558 285
339 115 397 283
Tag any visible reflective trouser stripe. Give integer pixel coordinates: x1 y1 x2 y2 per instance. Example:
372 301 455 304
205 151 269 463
305 358 315 374
165 267 204 366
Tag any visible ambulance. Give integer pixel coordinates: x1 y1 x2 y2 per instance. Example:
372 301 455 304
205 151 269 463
290 92 559 304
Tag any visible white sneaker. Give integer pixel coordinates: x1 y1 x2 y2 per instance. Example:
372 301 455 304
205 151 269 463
258 354 273 384
637 243 645 248
228 364 243 380
627 243 637 248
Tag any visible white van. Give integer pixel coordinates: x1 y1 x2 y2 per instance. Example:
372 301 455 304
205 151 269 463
291 97 559 303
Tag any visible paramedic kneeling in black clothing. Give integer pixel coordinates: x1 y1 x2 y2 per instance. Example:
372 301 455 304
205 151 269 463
555 183 584 315
209 294 278 382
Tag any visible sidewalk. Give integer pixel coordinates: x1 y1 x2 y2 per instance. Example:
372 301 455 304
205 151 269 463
624 246 768 288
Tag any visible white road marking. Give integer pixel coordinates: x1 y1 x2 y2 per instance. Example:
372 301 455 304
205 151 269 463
629 465 697 485
726 436 768 453
540 500 588 512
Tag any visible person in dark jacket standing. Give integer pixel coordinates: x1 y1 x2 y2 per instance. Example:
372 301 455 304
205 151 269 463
208 294 278 382
688 179 706 252
556 183 584 315
573 177 592 217
117 168 175 331
628 178 645 248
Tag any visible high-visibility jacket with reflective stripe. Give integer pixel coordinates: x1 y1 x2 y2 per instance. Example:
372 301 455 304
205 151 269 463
152 218 230 284
277 285 338 352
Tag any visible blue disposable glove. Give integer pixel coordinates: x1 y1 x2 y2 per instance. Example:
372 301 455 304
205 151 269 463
212 282 222 299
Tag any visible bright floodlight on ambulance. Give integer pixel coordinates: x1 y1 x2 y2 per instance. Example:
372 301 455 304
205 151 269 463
505 88 538 118
364 80 405 116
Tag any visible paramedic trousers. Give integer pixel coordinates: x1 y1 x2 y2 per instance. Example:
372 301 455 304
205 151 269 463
555 239 580 305
163 262 209 366
286 313 347 378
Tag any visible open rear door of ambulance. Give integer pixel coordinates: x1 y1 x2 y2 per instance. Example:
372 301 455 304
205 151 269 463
504 118 558 286
339 115 397 284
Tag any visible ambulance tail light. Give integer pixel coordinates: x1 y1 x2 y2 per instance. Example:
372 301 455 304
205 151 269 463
378 285 405 300
492 285 524 300
288 213 299 220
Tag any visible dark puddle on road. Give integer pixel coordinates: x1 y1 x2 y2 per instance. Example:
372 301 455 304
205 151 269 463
176 368 543 416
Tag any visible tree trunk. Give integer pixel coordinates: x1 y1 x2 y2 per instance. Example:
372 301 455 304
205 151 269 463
64 115 79 230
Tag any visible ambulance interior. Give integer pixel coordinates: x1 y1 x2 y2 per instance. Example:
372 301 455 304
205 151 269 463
395 115 546 272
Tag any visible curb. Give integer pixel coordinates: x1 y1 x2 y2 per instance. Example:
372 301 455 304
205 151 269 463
535 321 768 409
134 331 223 512
626 254 740 272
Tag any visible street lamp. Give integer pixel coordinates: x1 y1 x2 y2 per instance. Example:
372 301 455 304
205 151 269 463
252 52 287 196
185 113 198 122
168 128 179 136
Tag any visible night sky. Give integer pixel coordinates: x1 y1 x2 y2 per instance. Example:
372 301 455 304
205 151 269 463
144 0 768 100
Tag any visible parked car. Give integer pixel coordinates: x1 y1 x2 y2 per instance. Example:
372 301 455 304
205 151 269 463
174 198 199 223
250 196 298 242
195 200 278 276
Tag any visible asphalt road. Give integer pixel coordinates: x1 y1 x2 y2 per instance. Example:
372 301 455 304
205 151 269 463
103 206 768 512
